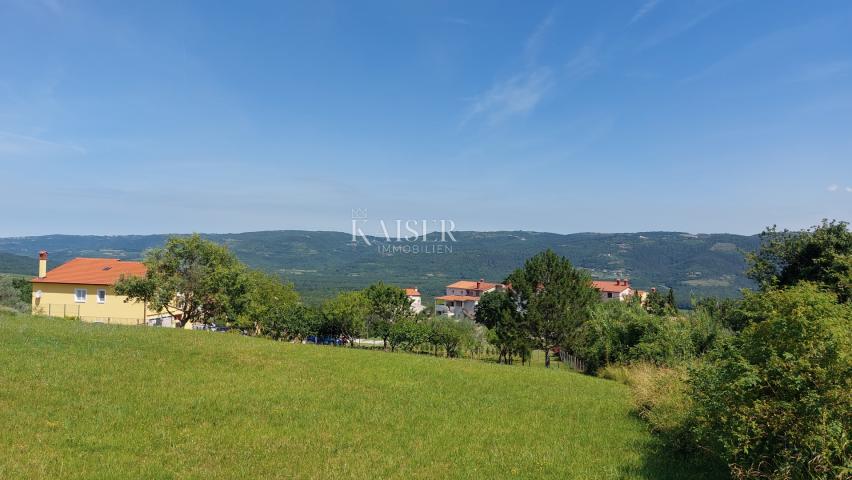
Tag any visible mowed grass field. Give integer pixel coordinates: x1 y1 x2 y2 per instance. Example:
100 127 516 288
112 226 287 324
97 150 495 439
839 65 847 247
0 314 725 479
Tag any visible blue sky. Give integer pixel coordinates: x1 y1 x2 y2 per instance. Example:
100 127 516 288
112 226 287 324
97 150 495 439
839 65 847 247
1 0 850 236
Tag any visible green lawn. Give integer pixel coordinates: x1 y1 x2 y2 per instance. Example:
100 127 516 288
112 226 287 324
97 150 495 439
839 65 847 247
0 314 725 479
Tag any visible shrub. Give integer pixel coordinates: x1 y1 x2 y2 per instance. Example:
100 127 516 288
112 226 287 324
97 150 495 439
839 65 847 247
628 316 695 365
0 276 29 313
571 301 726 371
690 284 852 479
387 318 428 352
427 317 476 358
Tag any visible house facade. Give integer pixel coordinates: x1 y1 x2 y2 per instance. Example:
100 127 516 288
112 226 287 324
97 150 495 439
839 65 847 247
592 278 647 302
435 279 504 318
30 251 176 326
405 287 426 314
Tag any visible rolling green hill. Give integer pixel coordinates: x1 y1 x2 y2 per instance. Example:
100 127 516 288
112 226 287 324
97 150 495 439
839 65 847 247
0 230 759 305
0 313 724 479
0 252 35 275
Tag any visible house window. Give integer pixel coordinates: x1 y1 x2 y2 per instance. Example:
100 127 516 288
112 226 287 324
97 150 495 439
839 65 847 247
97 289 106 304
607 292 613 298
75 288 87 303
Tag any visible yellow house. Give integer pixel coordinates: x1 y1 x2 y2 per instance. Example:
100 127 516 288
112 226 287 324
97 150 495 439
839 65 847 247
31 251 177 326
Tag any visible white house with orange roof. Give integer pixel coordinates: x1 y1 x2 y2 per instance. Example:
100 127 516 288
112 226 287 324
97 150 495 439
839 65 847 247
435 279 504 318
592 278 647 302
30 251 177 326
404 287 426 314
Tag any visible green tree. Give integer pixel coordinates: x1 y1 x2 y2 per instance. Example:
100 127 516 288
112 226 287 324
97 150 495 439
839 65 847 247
0 276 29 313
691 284 852 479
387 317 429 352
645 288 675 316
747 219 852 302
505 249 599 367
363 282 411 349
427 316 476 358
262 303 320 341
11 277 31 305
666 288 677 311
115 234 249 326
475 290 528 364
237 270 300 335
321 291 370 345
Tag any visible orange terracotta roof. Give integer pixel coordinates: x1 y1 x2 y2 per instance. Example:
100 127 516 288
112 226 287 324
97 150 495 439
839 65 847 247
32 258 146 285
436 295 481 302
592 280 632 294
446 280 499 291
404 288 421 296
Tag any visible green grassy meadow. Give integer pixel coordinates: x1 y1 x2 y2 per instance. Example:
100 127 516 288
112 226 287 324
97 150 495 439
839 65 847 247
0 314 725 479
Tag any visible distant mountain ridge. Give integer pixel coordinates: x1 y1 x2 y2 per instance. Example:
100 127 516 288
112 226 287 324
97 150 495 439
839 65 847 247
0 230 761 305
0 252 35 275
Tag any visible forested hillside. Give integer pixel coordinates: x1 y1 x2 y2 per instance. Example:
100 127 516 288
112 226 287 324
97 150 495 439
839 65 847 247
0 230 759 305
0 252 35 275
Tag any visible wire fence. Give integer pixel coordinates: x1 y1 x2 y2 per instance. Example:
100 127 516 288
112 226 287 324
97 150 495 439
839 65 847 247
558 351 587 373
36 304 148 326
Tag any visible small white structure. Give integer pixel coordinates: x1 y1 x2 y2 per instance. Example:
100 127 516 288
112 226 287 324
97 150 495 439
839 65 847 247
435 279 504 318
405 288 426 314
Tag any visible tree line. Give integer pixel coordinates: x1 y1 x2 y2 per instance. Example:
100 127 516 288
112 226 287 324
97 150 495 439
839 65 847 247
112 234 486 357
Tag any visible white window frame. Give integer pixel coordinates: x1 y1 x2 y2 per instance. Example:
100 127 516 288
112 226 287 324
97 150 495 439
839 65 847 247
75 288 88 303
97 289 106 304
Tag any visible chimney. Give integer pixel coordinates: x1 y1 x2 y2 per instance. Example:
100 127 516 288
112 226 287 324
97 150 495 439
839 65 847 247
38 250 48 278
623 279 629 287
615 278 621 286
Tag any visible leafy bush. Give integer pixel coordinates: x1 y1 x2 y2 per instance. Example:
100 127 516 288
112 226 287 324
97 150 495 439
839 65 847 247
690 284 852 479
747 220 852 303
571 301 727 372
387 318 429 352
426 317 477 358
0 276 29 313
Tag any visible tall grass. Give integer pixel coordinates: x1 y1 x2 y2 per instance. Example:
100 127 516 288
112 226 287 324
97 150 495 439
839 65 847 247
599 362 710 455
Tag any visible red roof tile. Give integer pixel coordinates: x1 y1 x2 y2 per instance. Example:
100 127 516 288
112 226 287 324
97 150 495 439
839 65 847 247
446 280 500 291
32 258 146 285
404 288 421 296
592 280 632 294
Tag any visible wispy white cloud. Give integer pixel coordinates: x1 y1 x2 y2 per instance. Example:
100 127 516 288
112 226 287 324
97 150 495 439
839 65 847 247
630 0 663 24
827 184 839 192
682 14 842 84
524 10 556 64
789 60 852 83
637 4 722 51
462 10 562 127
846 186 852 193
0 131 86 157
463 68 554 126
565 41 602 80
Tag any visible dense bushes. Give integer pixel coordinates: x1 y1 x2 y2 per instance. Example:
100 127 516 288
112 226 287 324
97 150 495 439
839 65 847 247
690 284 852 479
590 221 852 479
570 300 728 372
0 276 29 313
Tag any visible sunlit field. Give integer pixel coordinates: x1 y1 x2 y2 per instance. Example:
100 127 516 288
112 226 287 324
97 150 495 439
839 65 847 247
0 314 725 479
